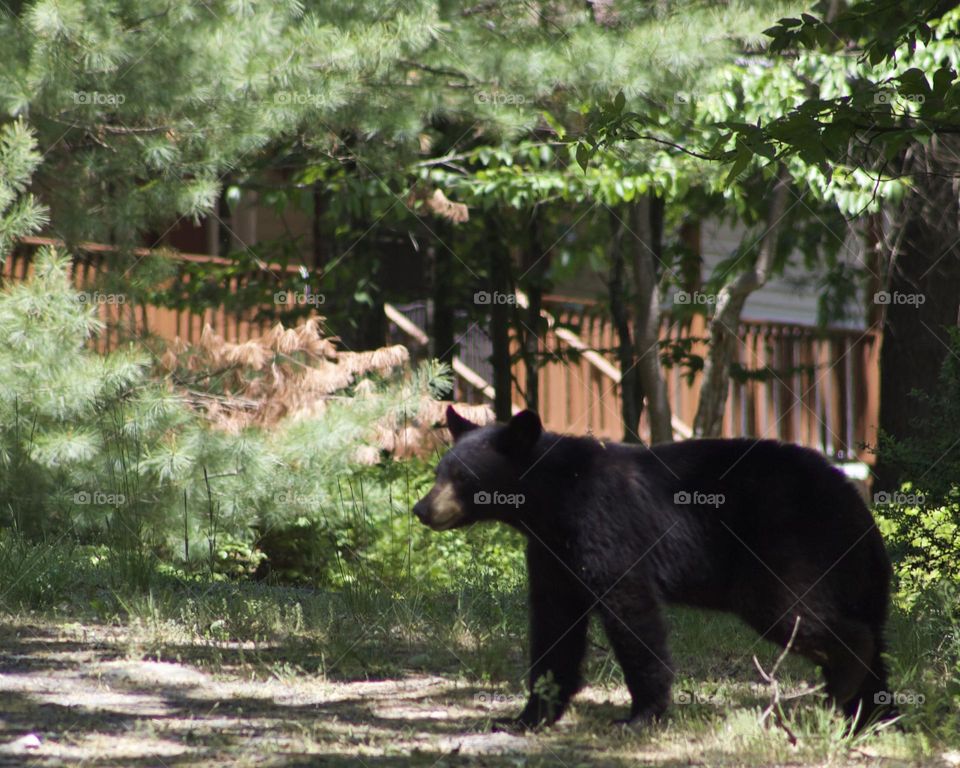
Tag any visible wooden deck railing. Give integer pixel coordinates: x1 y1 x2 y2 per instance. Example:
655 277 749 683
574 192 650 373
4 237 290 354
5 238 879 460
531 301 879 461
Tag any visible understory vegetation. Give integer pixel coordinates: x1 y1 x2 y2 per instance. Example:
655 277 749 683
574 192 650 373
0 259 958 762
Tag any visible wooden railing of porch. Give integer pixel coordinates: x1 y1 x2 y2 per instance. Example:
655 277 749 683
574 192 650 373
5 237 879 460
523 300 879 461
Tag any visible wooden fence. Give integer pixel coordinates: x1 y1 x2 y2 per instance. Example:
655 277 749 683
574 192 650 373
529 302 879 461
4 237 293 355
419 297 878 461
4 238 880 460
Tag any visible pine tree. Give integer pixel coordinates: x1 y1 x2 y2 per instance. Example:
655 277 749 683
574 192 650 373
0 0 440 245
0 249 471 576
0 120 47 259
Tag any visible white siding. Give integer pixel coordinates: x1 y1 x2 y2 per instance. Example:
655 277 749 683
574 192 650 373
700 220 867 329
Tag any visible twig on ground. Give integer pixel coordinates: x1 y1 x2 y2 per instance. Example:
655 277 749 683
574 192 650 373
753 616 824 745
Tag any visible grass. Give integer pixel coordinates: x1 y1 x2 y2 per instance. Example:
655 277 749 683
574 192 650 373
0 538 957 766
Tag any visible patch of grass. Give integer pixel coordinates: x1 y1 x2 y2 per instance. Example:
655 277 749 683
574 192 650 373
0 535 528 683
1 536 958 766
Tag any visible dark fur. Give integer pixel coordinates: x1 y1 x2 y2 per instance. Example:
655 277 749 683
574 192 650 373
414 408 893 730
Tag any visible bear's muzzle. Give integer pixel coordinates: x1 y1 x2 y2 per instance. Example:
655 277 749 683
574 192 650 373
414 482 466 530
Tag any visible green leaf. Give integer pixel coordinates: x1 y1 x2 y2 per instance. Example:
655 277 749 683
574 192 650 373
725 147 751 185
541 111 566 140
576 142 590 173
932 67 956 98
613 91 626 114
898 67 931 95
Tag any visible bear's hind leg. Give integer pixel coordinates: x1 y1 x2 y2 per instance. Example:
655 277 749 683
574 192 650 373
599 586 673 726
797 616 890 728
757 612 880 726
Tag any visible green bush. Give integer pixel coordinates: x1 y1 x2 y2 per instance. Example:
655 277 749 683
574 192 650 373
876 494 960 604
0 250 468 575
0 250 189 547
0 249 525 593
875 326 960 605
256 457 526 591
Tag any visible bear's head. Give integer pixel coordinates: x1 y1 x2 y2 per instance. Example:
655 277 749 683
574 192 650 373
413 406 543 531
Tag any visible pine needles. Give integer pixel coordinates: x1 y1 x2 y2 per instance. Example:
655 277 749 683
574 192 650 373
0 250 485 581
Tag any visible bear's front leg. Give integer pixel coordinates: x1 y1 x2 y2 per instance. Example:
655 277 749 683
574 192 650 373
598 583 673 727
497 542 590 731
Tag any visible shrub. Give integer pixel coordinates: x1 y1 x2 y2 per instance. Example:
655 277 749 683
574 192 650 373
0 250 475 586
876 327 960 604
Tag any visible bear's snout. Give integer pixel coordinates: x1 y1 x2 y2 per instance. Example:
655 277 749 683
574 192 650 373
413 482 466 530
412 497 430 523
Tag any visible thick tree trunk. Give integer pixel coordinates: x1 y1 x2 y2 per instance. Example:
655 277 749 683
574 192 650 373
631 197 673 445
608 208 643 442
873 138 960 490
487 215 514 420
693 164 791 437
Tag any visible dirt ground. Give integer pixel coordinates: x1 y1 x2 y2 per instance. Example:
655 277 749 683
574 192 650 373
2 620 958 767
0 621 621 767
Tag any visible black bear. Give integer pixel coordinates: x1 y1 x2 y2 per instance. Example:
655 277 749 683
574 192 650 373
414 407 892 730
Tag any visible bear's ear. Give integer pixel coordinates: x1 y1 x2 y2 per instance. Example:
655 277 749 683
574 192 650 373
498 409 543 456
446 405 479 442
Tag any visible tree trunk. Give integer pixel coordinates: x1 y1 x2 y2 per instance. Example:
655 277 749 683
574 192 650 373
348 204 385 351
354 243 385 351
487 214 514 420
431 237 456 366
631 197 673 444
607 208 643 442
519 211 547 411
693 164 791 437
205 197 221 257
311 183 329 272
873 138 960 490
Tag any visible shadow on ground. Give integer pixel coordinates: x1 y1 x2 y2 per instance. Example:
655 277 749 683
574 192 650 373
0 621 700 767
